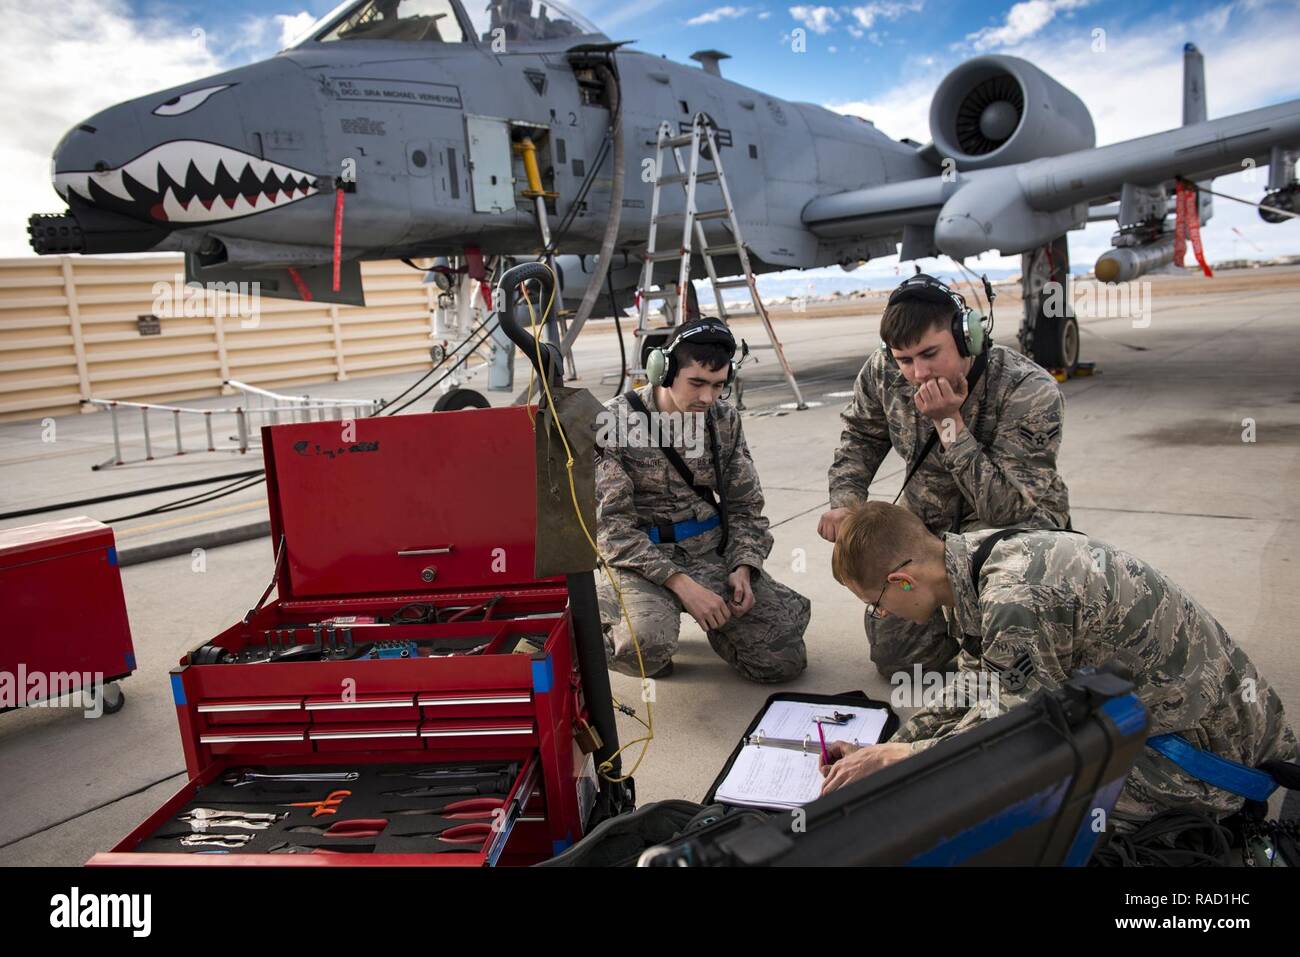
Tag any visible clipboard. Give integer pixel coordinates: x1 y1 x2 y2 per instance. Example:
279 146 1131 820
703 690 900 807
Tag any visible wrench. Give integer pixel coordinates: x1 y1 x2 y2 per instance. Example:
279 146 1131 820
182 808 283 822
222 769 359 788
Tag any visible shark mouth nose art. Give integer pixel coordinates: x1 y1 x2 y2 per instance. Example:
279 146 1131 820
53 140 321 224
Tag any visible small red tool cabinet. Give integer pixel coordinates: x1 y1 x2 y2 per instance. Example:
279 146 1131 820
0 516 134 714
89 405 610 866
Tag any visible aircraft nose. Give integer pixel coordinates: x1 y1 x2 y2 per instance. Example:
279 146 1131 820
934 212 991 260
50 104 145 204
33 59 325 256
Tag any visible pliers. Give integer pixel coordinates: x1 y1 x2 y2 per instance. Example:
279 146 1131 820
286 818 388 838
279 789 352 817
385 798 505 817
382 780 506 798
394 822 493 845
182 817 274 832
179 834 253 848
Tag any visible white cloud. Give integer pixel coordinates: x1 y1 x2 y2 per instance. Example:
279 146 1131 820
848 1 924 30
687 6 752 26
789 5 840 33
0 1 332 257
967 0 1091 51
758 10 772 19
828 0 1300 269
275 11 319 48
0 0 230 256
828 71 945 142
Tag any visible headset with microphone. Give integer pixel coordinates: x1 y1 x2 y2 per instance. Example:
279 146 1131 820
645 317 738 387
881 273 994 359
878 273 999 508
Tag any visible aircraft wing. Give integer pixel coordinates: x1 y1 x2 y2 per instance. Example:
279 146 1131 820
802 96 1300 260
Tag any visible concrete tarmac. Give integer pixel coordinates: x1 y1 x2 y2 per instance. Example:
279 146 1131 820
1 269 1297 864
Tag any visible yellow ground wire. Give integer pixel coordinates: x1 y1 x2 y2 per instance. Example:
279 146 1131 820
521 282 655 773
518 272 655 782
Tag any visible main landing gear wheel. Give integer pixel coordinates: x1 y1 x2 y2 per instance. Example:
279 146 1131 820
1032 313 1080 372
1021 236 1079 374
433 388 490 412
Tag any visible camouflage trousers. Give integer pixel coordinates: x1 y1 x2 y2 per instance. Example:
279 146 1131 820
597 556 810 683
864 608 960 677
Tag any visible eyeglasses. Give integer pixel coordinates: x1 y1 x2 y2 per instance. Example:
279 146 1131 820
865 559 912 620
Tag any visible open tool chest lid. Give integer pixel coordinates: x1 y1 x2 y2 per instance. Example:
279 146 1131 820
263 407 560 600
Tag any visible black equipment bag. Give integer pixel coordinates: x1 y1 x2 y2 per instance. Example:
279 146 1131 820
640 668 1151 866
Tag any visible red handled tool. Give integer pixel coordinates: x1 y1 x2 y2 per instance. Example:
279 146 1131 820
384 797 505 817
396 822 493 845
287 817 388 838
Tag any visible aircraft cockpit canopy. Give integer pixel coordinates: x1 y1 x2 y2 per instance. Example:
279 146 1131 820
467 0 605 42
303 0 606 45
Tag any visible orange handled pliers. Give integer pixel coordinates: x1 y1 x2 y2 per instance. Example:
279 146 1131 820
279 789 351 817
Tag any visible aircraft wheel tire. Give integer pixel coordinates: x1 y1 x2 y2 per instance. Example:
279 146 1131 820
433 388 491 412
1031 314 1079 373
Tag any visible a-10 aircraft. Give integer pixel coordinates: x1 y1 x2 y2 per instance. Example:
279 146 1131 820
28 0 1300 374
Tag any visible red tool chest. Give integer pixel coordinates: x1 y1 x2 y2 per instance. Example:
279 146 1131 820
0 516 134 714
89 406 604 866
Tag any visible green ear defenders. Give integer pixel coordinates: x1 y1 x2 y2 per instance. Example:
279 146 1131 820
646 318 738 387
884 273 993 359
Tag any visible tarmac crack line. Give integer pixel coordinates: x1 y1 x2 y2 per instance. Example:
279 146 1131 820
1072 504 1288 522
0 770 186 853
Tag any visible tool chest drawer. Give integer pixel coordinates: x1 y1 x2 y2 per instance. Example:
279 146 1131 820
417 689 534 719
88 752 543 867
304 693 421 724
176 606 566 767
197 697 307 726
420 717 538 747
197 724 311 756
309 721 422 751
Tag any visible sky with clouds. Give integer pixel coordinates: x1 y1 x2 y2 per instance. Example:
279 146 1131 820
2 0 1298 285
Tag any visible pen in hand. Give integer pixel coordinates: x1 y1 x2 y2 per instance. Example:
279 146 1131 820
816 719 833 767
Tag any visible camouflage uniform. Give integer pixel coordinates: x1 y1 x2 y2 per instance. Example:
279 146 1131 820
894 529 1298 827
595 385 809 682
828 343 1071 673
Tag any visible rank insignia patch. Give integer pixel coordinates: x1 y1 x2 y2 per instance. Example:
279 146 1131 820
984 651 1036 692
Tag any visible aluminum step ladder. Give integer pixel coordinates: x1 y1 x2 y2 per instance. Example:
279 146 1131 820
633 114 806 408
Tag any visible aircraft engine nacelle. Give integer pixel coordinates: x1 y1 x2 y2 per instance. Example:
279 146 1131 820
1260 186 1300 224
929 56 1096 171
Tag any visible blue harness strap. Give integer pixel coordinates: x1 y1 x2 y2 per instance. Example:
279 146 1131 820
1147 733 1277 802
647 514 721 545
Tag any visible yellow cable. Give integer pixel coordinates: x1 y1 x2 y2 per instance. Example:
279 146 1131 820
518 269 655 782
